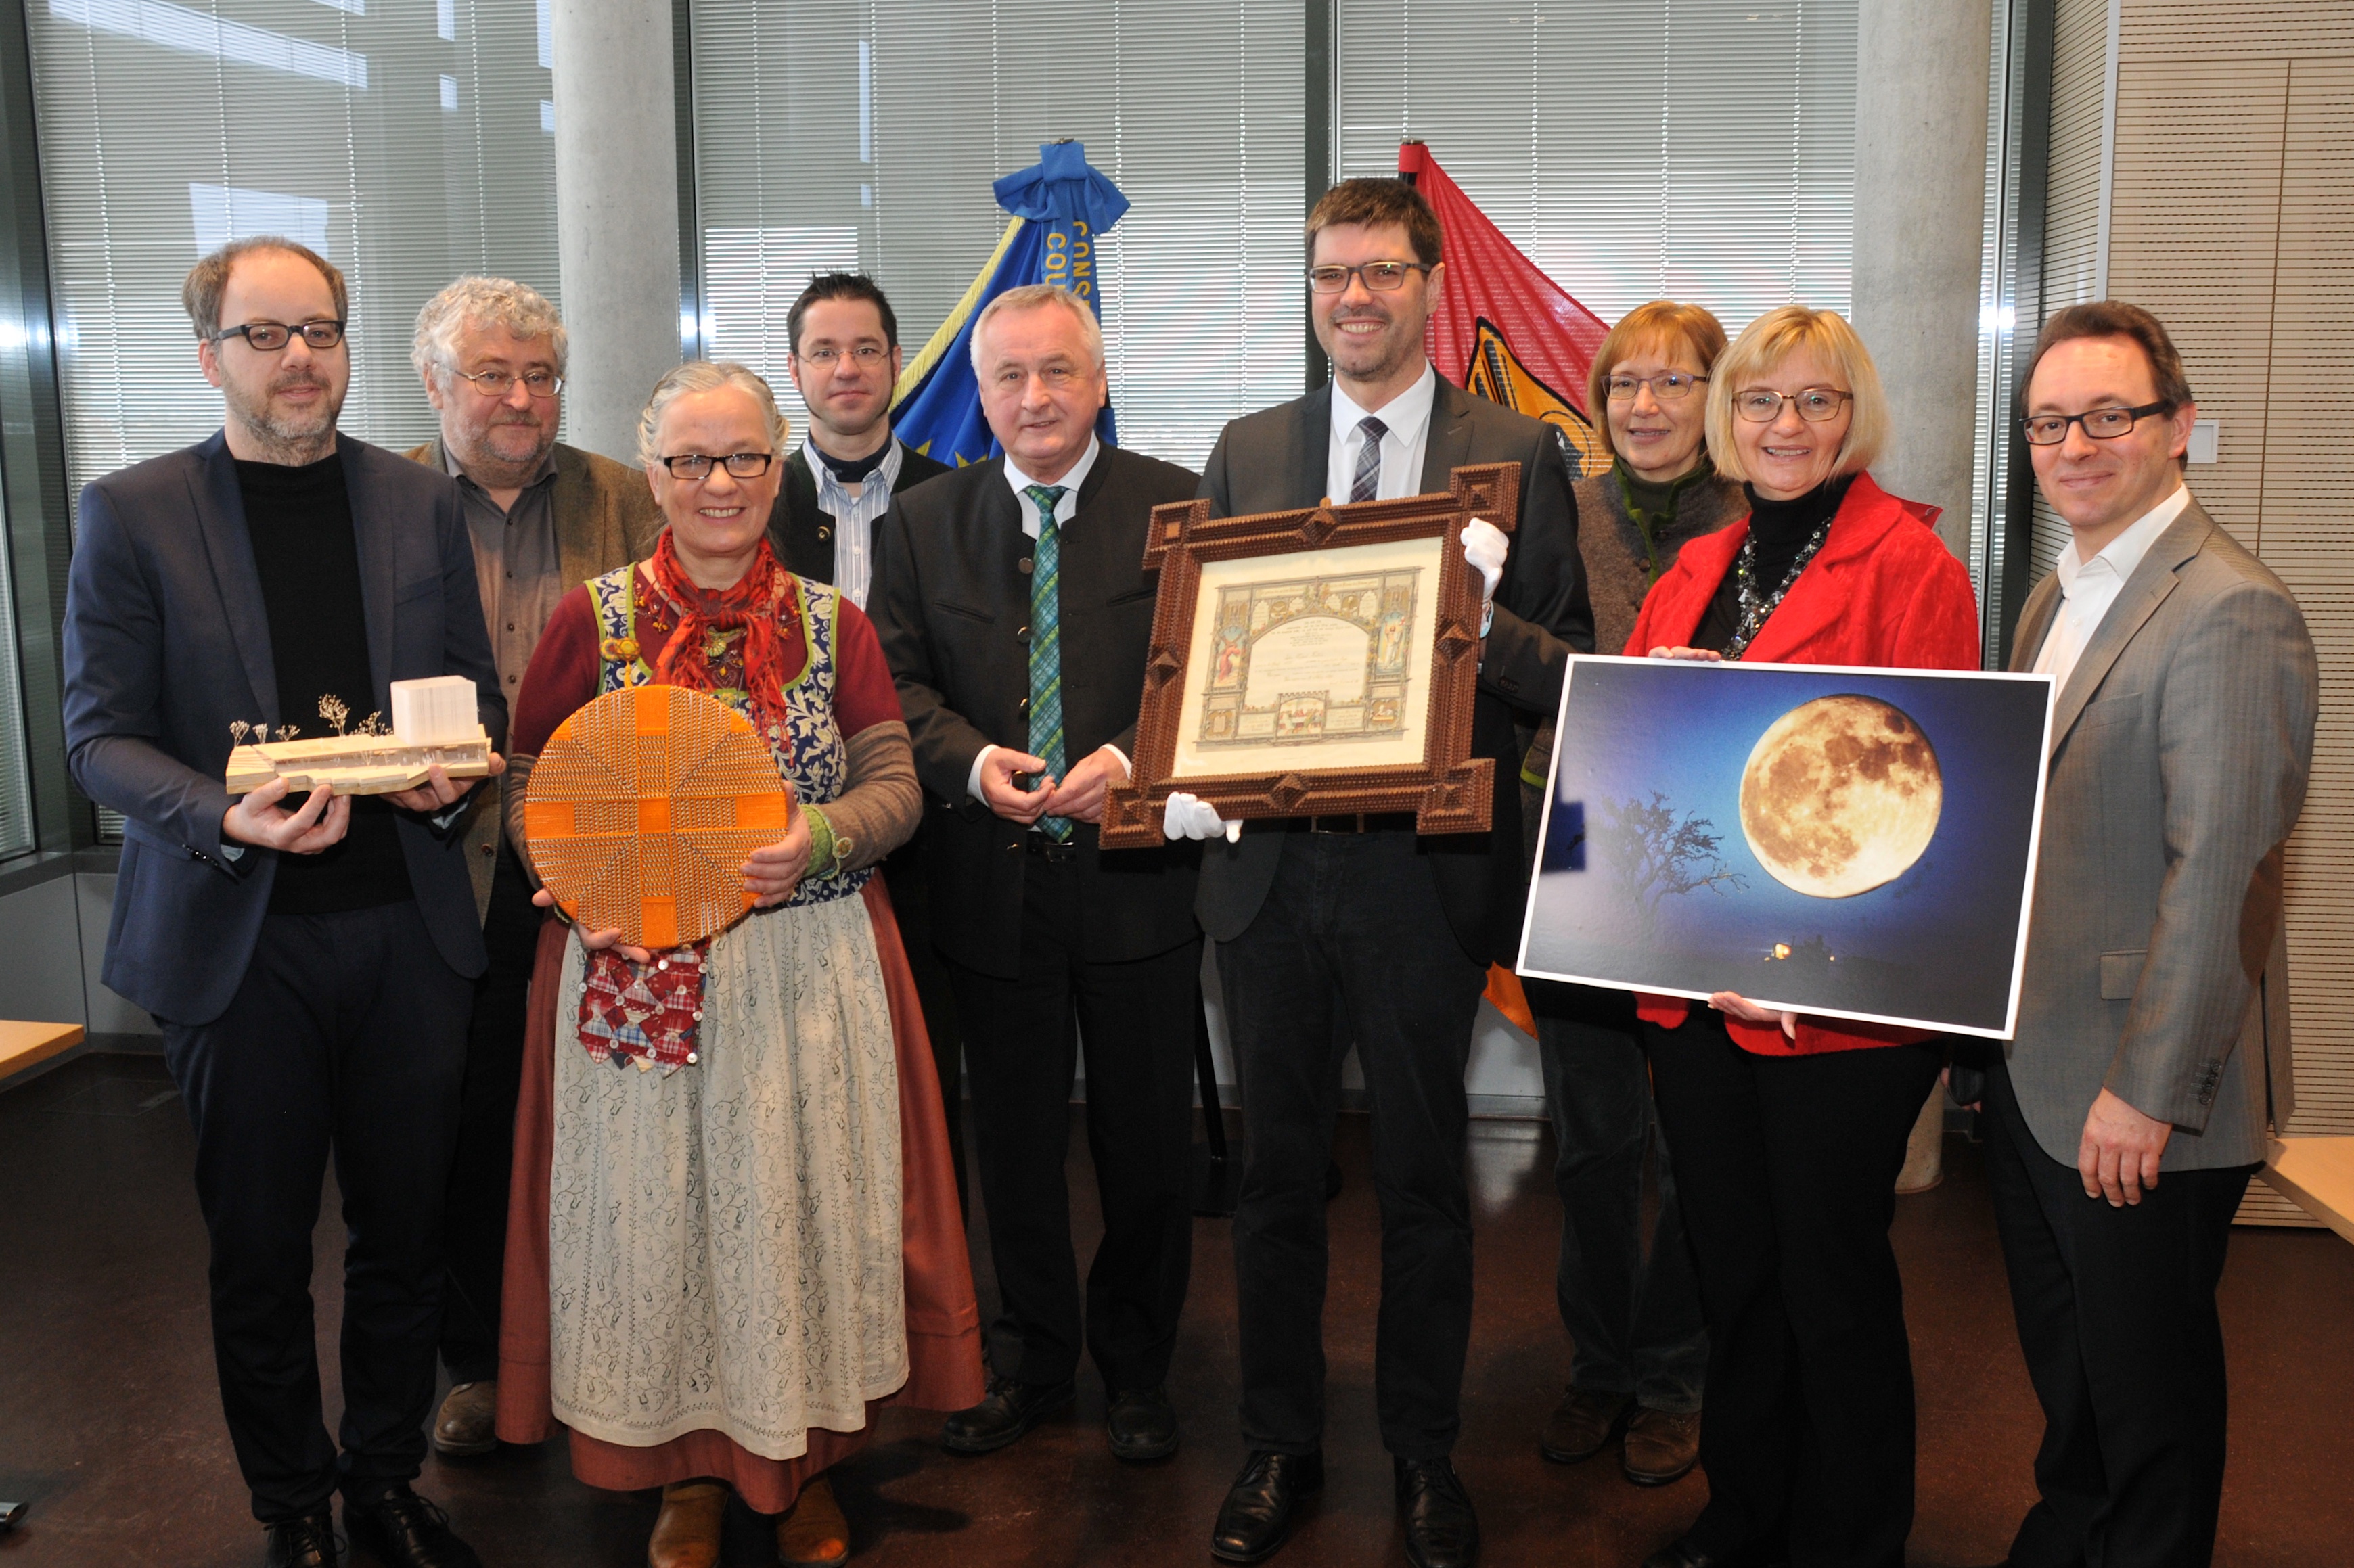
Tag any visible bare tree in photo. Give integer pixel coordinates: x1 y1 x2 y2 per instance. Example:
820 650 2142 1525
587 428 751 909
1600 790 1748 938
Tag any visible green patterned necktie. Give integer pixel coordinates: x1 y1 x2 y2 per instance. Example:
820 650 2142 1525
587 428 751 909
1024 484 1072 841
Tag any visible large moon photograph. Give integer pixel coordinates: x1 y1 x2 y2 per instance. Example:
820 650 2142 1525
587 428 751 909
1738 694 1943 898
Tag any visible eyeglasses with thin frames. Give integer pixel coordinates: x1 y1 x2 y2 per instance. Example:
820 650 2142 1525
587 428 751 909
658 452 775 480
2018 401 2173 446
1606 372 1708 403
1306 261 1432 294
209 319 346 352
795 344 890 367
1733 388 1853 423
453 367 563 400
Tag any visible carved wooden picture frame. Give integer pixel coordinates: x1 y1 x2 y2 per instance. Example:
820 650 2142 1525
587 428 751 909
1098 461 1520 849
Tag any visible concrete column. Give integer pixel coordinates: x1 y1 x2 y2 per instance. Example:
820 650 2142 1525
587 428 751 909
549 1 682 465
1851 0 1994 559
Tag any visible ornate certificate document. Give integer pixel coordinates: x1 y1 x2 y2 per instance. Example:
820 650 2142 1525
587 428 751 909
1169 534 1445 780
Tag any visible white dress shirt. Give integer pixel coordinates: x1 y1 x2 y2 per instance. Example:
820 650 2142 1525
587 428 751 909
966 436 1129 801
1327 362 1439 504
2033 485 2192 696
804 433 907 610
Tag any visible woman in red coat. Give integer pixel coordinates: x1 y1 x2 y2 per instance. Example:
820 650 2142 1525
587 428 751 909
1625 306 1978 1568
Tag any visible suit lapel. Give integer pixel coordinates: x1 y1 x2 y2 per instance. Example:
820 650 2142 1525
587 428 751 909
2008 574 2062 675
1416 377 1473 498
188 432 279 724
1291 387 1333 511
2043 504 2210 754
340 438 399 712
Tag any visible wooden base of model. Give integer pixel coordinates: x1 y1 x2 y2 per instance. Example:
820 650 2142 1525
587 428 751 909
225 729 495 796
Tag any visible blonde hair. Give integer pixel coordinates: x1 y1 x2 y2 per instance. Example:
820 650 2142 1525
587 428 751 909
969 283 1105 371
635 361 790 468
1704 305 1888 484
1587 300 1731 463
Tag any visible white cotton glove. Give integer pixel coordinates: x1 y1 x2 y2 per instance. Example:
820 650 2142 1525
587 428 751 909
1162 791 1242 844
1463 517 1507 636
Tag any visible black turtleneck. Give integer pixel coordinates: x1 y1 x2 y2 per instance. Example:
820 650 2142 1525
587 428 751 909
1693 475 1852 653
235 449 414 913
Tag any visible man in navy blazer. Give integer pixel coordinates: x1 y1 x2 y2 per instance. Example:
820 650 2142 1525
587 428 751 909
62 238 501 1568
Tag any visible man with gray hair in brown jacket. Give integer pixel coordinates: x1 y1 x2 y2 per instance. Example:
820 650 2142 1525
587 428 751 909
403 275 661 1456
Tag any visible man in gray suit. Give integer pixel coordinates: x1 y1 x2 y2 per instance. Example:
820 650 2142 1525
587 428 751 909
1167 177 1590 1568
1991 301 2315 1568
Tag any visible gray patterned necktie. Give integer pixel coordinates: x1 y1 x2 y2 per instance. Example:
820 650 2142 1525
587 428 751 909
1349 415 1388 503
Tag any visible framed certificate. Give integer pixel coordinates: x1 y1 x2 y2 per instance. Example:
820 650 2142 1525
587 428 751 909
1097 463 1518 848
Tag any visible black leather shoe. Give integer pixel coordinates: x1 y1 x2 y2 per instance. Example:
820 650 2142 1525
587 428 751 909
263 1511 340 1568
1210 1448 1323 1564
941 1374 1074 1454
342 1485 480 1568
1105 1385 1179 1460
1395 1456 1478 1568
1639 1540 1791 1568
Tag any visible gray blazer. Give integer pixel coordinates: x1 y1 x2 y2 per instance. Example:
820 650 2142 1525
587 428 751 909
62 431 505 1026
1191 377 1593 965
2004 497 2315 1170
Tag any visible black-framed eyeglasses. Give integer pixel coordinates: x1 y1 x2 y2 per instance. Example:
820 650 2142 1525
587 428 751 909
210 319 346 352
2019 400 2173 446
1734 387 1853 423
1306 261 1432 294
453 367 563 400
1606 372 1708 403
659 451 775 479
794 344 889 367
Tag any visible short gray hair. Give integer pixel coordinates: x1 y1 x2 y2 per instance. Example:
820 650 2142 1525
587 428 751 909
411 276 568 383
636 361 792 468
969 283 1104 372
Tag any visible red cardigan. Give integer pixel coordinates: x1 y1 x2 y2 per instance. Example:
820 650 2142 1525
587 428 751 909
1625 471 1982 1055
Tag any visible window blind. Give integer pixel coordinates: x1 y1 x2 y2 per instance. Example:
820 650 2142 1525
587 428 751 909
28 0 561 490
26 0 562 839
1334 0 1857 333
689 0 1308 474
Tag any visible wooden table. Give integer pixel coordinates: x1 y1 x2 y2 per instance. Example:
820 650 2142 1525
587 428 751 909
2264 1135 2354 1245
0 1019 86 1085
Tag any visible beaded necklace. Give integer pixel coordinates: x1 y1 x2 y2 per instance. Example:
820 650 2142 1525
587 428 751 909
1724 514 1834 660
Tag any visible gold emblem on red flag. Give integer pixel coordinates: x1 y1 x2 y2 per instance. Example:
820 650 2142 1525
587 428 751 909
1465 317 1607 481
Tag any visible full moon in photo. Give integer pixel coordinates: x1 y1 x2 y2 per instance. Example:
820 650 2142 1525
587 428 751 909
1739 695 1943 898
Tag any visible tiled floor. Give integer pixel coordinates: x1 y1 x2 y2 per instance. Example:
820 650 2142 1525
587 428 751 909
2 1051 2349 1567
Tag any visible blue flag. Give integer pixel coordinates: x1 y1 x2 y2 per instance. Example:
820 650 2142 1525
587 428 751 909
890 141 1130 467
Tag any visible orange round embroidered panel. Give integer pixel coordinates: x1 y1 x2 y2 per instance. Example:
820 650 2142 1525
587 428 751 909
524 685 790 949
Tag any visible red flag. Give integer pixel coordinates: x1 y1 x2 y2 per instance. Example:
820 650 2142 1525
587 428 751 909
1399 140 1610 480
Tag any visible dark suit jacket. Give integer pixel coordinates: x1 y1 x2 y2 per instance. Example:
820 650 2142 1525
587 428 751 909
869 445 1201 979
768 438 953 586
62 431 505 1025
1192 377 1592 966
403 437 661 918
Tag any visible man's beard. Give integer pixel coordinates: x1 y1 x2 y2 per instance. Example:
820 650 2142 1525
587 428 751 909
224 372 344 460
455 413 558 488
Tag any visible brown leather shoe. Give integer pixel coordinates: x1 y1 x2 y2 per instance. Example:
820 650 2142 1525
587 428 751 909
776 1474 850 1567
648 1479 727 1568
431 1380 499 1458
1621 1406 1702 1486
1539 1386 1631 1464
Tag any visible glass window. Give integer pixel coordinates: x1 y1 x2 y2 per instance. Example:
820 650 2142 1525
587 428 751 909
689 0 1308 472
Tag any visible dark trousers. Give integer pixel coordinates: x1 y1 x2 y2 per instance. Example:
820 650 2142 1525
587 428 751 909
1223 830 1489 1460
160 900 474 1522
886 842 968 1221
1983 1061 2250 1568
438 842 539 1383
1643 1009 1942 1568
945 850 1198 1392
1534 994 1707 1412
